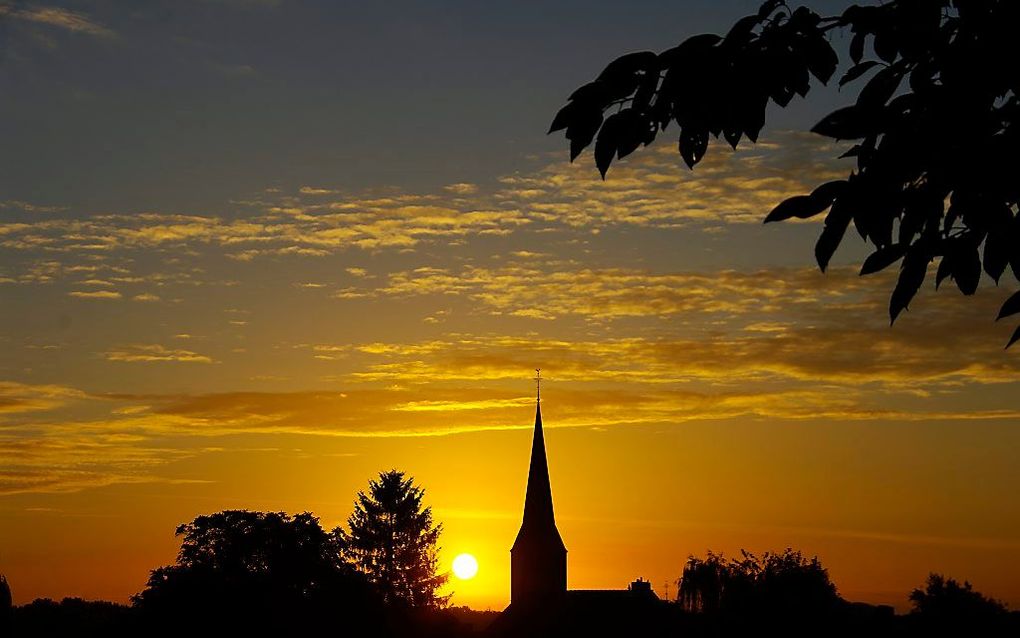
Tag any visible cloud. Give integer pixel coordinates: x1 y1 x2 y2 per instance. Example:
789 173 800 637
68 289 121 299
350 265 854 321
0 132 846 266
444 183 479 195
298 186 337 195
0 381 85 415
103 344 215 363
0 4 114 37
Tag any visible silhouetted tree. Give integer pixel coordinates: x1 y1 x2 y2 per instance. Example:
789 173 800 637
678 549 842 622
337 470 450 609
12 598 137 638
133 510 383 635
910 573 1007 619
0 574 11 632
551 1 1020 347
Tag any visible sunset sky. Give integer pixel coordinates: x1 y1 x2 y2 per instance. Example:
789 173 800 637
2 0 1020 613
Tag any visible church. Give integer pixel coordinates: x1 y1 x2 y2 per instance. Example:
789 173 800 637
489 375 665 637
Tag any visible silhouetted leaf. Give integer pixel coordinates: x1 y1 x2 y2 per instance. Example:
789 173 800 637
850 32 866 64
679 127 708 169
998 291 1020 321
616 110 648 159
953 244 981 295
549 103 575 134
567 111 604 161
890 245 930 324
935 256 952 290
594 113 621 179
765 196 822 223
596 51 658 84
659 34 721 67
805 35 838 84
984 232 1009 283
815 201 853 272
857 65 903 110
860 243 906 275
811 106 873 139
724 15 761 48
1007 324 1020 349
810 180 848 205
873 28 897 63
757 0 782 20
839 61 881 87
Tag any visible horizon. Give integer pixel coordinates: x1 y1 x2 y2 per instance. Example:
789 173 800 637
2 0 1020 616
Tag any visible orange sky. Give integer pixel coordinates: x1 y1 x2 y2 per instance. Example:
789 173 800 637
2 0 1020 615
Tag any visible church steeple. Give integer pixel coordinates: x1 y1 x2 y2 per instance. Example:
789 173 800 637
511 370 567 607
522 371 555 528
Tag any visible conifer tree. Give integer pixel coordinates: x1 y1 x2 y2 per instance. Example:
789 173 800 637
337 470 450 609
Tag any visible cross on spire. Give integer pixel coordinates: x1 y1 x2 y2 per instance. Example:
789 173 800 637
535 368 541 403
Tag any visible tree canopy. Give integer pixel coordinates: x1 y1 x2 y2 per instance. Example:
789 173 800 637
677 549 842 617
337 470 450 609
550 0 1020 347
133 510 382 634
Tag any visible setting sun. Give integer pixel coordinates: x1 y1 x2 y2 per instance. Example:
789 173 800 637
452 553 479 580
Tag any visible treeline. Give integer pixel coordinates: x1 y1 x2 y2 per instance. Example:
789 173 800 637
5 471 492 637
2 472 1017 637
667 549 1018 637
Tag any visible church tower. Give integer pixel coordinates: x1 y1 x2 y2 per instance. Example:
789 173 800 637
510 371 567 607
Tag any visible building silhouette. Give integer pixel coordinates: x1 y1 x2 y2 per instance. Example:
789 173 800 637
510 383 567 608
492 378 663 636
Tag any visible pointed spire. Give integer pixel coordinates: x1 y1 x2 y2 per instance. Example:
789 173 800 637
522 369 555 527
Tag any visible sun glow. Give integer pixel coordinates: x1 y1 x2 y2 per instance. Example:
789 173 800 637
452 553 479 580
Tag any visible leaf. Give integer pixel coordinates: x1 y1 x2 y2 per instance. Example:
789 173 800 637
815 201 853 272
850 32 866 64
811 105 874 139
873 28 897 63
757 0 783 20
596 51 658 84
889 246 930 324
724 14 761 48
860 243 906 275
658 34 722 67
810 180 848 205
567 110 604 162
765 196 824 223
856 65 903 111
839 61 882 87
678 127 708 169
1007 324 1020 349
549 103 575 134
737 92 768 143
953 244 981 296
616 110 648 159
805 35 838 84
594 113 621 179
935 255 952 290
998 291 1020 321
723 127 742 149
984 232 1009 284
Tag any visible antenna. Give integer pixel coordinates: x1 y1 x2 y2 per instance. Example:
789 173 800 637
535 368 541 403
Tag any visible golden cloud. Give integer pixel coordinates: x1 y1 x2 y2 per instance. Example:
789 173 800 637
103 344 215 364
0 5 114 37
0 132 845 269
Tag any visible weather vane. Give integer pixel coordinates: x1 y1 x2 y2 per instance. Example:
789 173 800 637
535 368 541 402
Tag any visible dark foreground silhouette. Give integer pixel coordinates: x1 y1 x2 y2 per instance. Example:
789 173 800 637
4 520 1018 637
